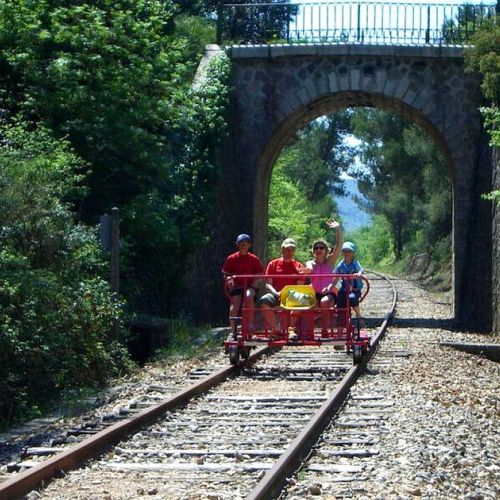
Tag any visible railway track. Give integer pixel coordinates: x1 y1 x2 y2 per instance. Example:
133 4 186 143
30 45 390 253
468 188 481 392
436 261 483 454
0 271 396 500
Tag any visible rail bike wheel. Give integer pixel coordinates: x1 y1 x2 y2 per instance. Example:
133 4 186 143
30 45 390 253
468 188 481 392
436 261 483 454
229 345 240 365
240 346 250 359
353 344 363 364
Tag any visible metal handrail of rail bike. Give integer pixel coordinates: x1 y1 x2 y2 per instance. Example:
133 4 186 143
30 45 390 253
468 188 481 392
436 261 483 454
224 272 370 346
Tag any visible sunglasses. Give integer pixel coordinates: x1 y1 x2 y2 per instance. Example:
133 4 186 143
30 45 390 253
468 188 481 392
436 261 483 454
313 245 326 251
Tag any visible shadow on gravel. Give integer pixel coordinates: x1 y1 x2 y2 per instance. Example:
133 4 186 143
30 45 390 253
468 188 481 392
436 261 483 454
439 342 500 362
390 318 455 330
366 317 454 330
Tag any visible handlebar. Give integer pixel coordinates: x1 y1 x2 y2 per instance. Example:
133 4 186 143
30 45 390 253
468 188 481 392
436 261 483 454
224 273 370 303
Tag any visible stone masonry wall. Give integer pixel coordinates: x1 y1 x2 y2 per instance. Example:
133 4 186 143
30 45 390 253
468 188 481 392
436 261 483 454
492 147 500 335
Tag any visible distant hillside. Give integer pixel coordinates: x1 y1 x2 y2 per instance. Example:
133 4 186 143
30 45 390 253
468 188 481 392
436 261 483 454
334 177 372 231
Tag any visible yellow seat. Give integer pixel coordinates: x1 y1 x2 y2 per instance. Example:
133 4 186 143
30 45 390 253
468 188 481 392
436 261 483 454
280 285 316 310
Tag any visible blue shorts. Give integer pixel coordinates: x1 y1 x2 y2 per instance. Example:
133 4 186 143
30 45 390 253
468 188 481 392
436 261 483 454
336 290 361 308
229 287 258 298
316 292 336 301
259 292 280 307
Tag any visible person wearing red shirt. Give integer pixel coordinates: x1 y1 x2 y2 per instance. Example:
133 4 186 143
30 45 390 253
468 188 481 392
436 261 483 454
222 233 264 333
260 238 306 338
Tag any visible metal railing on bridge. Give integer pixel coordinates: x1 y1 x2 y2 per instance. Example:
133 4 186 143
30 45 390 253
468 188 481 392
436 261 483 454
216 1 498 46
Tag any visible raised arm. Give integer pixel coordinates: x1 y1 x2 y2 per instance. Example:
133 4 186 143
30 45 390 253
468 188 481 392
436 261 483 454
326 219 343 266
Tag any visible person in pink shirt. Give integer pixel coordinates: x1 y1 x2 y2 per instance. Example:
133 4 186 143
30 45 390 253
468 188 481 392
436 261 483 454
305 219 343 332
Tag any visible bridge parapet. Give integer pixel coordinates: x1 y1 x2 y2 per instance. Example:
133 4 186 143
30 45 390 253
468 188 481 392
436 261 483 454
227 42 465 59
217 1 497 47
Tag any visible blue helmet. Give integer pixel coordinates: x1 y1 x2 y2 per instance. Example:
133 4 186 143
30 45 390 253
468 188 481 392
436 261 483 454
342 241 356 252
236 233 251 244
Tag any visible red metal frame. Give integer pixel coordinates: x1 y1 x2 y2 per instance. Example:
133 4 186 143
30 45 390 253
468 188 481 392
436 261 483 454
224 273 370 354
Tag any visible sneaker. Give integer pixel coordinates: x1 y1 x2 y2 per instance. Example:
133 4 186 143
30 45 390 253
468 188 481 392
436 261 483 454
268 330 280 341
288 327 298 341
356 317 366 329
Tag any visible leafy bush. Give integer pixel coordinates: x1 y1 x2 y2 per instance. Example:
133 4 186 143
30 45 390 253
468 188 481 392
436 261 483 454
0 122 130 424
267 116 348 262
465 17 500 205
121 51 232 315
347 215 393 269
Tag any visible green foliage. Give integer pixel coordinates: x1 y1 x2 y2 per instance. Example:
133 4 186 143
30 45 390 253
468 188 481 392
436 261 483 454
154 319 218 359
350 109 452 264
279 114 352 200
465 17 500 205
175 14 215 65
347 215 393 269
465 17 500 103
0 0 192 216
0 0 232 318
219 0 298 44
0 122 131 424
268 116 346 262
121 52 232 315
0 1 231 424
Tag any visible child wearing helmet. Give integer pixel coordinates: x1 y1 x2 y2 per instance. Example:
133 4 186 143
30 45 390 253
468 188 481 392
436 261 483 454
331 241 364 321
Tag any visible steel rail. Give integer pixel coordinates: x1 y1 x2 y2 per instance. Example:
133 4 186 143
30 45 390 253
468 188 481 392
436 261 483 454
246 272 397 500
0 347 271 500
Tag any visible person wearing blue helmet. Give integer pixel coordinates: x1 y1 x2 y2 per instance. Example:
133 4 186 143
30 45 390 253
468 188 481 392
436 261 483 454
330 241 364 321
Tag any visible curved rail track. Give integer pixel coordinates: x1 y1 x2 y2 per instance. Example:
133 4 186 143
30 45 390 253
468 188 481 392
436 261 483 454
0 271 396 500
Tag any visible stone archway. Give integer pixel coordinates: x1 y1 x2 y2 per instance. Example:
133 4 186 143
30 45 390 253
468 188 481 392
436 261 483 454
220 45 492 330
253 91 455 260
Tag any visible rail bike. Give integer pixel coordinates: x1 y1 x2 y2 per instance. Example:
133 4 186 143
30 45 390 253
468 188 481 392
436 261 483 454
223 273 370 365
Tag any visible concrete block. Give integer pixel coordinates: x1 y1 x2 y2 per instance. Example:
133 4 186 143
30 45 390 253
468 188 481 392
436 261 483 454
315 76 329 97
317 44 350 56
402 89 417 106
230 45 269 58
350 69 361 91
277 99 294 117
361 75 376 92
305 79 319 101
297 88 310 105
338 73 349 91
276 44 318 57
328 72 339 93
383 78 396 97
394 78 410 100
286 93 302 111
375 69 387 93
269 45 290 58
412 88 432 111
349 44 394 57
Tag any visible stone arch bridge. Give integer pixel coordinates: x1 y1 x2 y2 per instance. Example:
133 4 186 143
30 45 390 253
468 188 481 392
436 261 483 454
205 43 494 331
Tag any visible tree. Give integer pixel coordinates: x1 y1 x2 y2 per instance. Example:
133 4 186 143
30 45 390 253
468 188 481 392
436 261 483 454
465 16 500 204
0 1 232 319
0 0 189 217
350 108 451 262
0 121 128 423
267 114 351 260
279 113 353 201
218 0 298 44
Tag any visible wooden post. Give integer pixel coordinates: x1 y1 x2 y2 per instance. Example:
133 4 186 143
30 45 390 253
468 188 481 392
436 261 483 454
216 0 223 45
110 207 120 296
111 207 120 339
